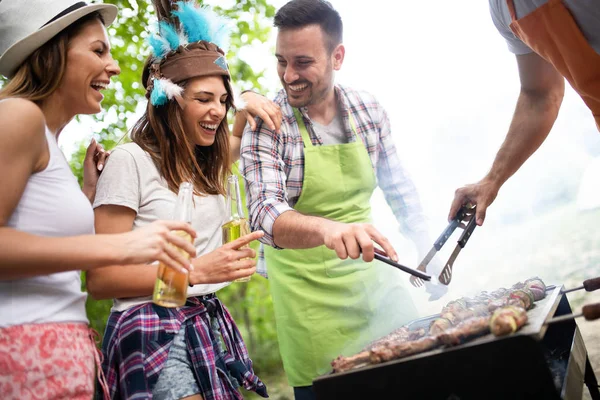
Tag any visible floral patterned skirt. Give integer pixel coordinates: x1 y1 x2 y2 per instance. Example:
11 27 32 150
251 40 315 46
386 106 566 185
0 322 106 400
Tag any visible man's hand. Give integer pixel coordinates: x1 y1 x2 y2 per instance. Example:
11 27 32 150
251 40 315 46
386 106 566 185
322 222 398 263
448 178 500 226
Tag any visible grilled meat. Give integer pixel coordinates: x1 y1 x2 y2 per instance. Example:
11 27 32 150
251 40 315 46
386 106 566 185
437 316 490 346
331 278 546 373
490 306 528 336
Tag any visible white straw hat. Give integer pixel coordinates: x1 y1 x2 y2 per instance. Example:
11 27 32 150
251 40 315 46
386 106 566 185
0 0 118 78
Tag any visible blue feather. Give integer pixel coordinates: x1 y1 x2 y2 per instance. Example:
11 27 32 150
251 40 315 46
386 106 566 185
159 21 180 50
173 1 210 43
150 79 168 106
148 34 167 58
213 24 231 51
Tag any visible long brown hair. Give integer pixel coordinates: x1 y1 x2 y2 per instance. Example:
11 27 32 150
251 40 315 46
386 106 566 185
0 12 105 103
132 59 233 196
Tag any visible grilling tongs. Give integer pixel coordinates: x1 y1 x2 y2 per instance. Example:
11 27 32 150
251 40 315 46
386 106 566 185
413 204 477 286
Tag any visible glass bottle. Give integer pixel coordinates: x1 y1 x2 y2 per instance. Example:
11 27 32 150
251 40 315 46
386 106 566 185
221 174 252 282
152 182 194 307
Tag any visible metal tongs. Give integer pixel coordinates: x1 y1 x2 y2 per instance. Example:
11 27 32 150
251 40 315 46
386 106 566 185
412 204 477 287
371 248 432 281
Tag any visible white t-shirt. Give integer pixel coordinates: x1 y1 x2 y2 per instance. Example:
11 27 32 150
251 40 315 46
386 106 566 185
489 0 600 55
0 128 91 327
93 142 230 312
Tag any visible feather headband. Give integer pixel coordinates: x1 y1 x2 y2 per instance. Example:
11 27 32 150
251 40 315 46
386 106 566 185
146 1 232 106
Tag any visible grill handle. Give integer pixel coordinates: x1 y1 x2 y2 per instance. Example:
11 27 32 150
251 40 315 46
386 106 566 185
562 276 600 294
583 303 600 321
583 277 600 292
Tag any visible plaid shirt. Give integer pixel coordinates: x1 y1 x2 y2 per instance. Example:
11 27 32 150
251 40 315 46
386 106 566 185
241 85 427 256
99 295 267 400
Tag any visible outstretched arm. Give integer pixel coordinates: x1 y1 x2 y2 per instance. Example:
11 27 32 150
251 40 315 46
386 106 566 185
449 52 564 225
0 99 195 281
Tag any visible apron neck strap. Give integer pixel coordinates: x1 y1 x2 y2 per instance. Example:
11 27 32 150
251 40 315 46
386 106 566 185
293 107 359 147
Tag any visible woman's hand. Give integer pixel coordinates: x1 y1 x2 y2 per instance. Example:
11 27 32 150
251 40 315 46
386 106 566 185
82 138 110 203
114 220 197 274
189 230 264 285
237 91 282 134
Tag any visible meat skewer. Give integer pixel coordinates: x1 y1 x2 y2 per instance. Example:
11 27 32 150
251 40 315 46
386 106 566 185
544 302 600 325
332 278 546 373
561 277 600 294
544 277 600 294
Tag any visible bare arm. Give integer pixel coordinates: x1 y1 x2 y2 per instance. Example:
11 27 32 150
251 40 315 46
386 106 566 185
272 209 398 263
88 205 264 300
229 113 245 163
272 210 331 249
86 205 157 300
449 52 565 224
0 100 195 281
0 99 116 279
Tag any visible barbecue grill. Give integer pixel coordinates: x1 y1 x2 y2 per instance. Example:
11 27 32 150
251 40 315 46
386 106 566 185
313 286 599 400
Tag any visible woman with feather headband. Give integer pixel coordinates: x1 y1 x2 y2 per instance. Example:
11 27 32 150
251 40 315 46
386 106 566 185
85 2 276 399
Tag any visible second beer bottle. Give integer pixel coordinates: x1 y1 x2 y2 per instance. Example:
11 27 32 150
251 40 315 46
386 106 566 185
221 174 252 282
152 181 194 307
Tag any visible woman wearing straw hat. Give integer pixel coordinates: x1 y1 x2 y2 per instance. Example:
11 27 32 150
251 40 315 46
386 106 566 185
0 1 202 398
86 1 275 399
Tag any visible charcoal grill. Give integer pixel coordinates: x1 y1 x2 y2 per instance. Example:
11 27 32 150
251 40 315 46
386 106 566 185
313 286 599 400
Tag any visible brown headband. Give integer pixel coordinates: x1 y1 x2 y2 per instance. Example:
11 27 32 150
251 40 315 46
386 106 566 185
146 41 230 99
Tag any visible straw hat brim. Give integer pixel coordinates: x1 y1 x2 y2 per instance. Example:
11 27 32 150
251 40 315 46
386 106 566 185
0 4 118 78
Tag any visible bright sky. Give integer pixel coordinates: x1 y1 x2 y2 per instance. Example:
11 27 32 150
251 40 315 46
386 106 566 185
60 0 600 304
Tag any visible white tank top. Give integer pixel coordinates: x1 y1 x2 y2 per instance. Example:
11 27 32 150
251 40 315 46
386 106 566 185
0 127 93 327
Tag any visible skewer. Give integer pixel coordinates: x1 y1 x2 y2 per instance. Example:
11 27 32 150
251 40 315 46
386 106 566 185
544 303 600 325
545 277 600 294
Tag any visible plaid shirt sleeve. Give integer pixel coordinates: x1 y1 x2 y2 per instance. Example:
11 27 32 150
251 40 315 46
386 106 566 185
374 102 429 241
240 99 294 248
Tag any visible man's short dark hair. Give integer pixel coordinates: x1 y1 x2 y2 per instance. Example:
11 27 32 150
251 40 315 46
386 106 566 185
274 0 343 53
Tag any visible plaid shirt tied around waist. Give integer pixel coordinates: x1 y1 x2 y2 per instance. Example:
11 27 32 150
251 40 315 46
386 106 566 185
99 294 268 400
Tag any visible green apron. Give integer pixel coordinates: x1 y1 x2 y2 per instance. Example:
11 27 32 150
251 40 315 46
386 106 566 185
264 108 418 386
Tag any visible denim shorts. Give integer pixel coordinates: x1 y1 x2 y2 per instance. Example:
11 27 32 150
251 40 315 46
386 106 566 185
152 326 201 400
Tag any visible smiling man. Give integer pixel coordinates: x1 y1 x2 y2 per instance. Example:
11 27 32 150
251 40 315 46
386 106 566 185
240 0 433 398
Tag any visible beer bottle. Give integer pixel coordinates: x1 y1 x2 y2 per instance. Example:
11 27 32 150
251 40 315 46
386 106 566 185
152 182 194 307
221 174 252 282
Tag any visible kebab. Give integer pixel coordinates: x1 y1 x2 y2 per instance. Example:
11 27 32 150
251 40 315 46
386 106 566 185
332 278 546 372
